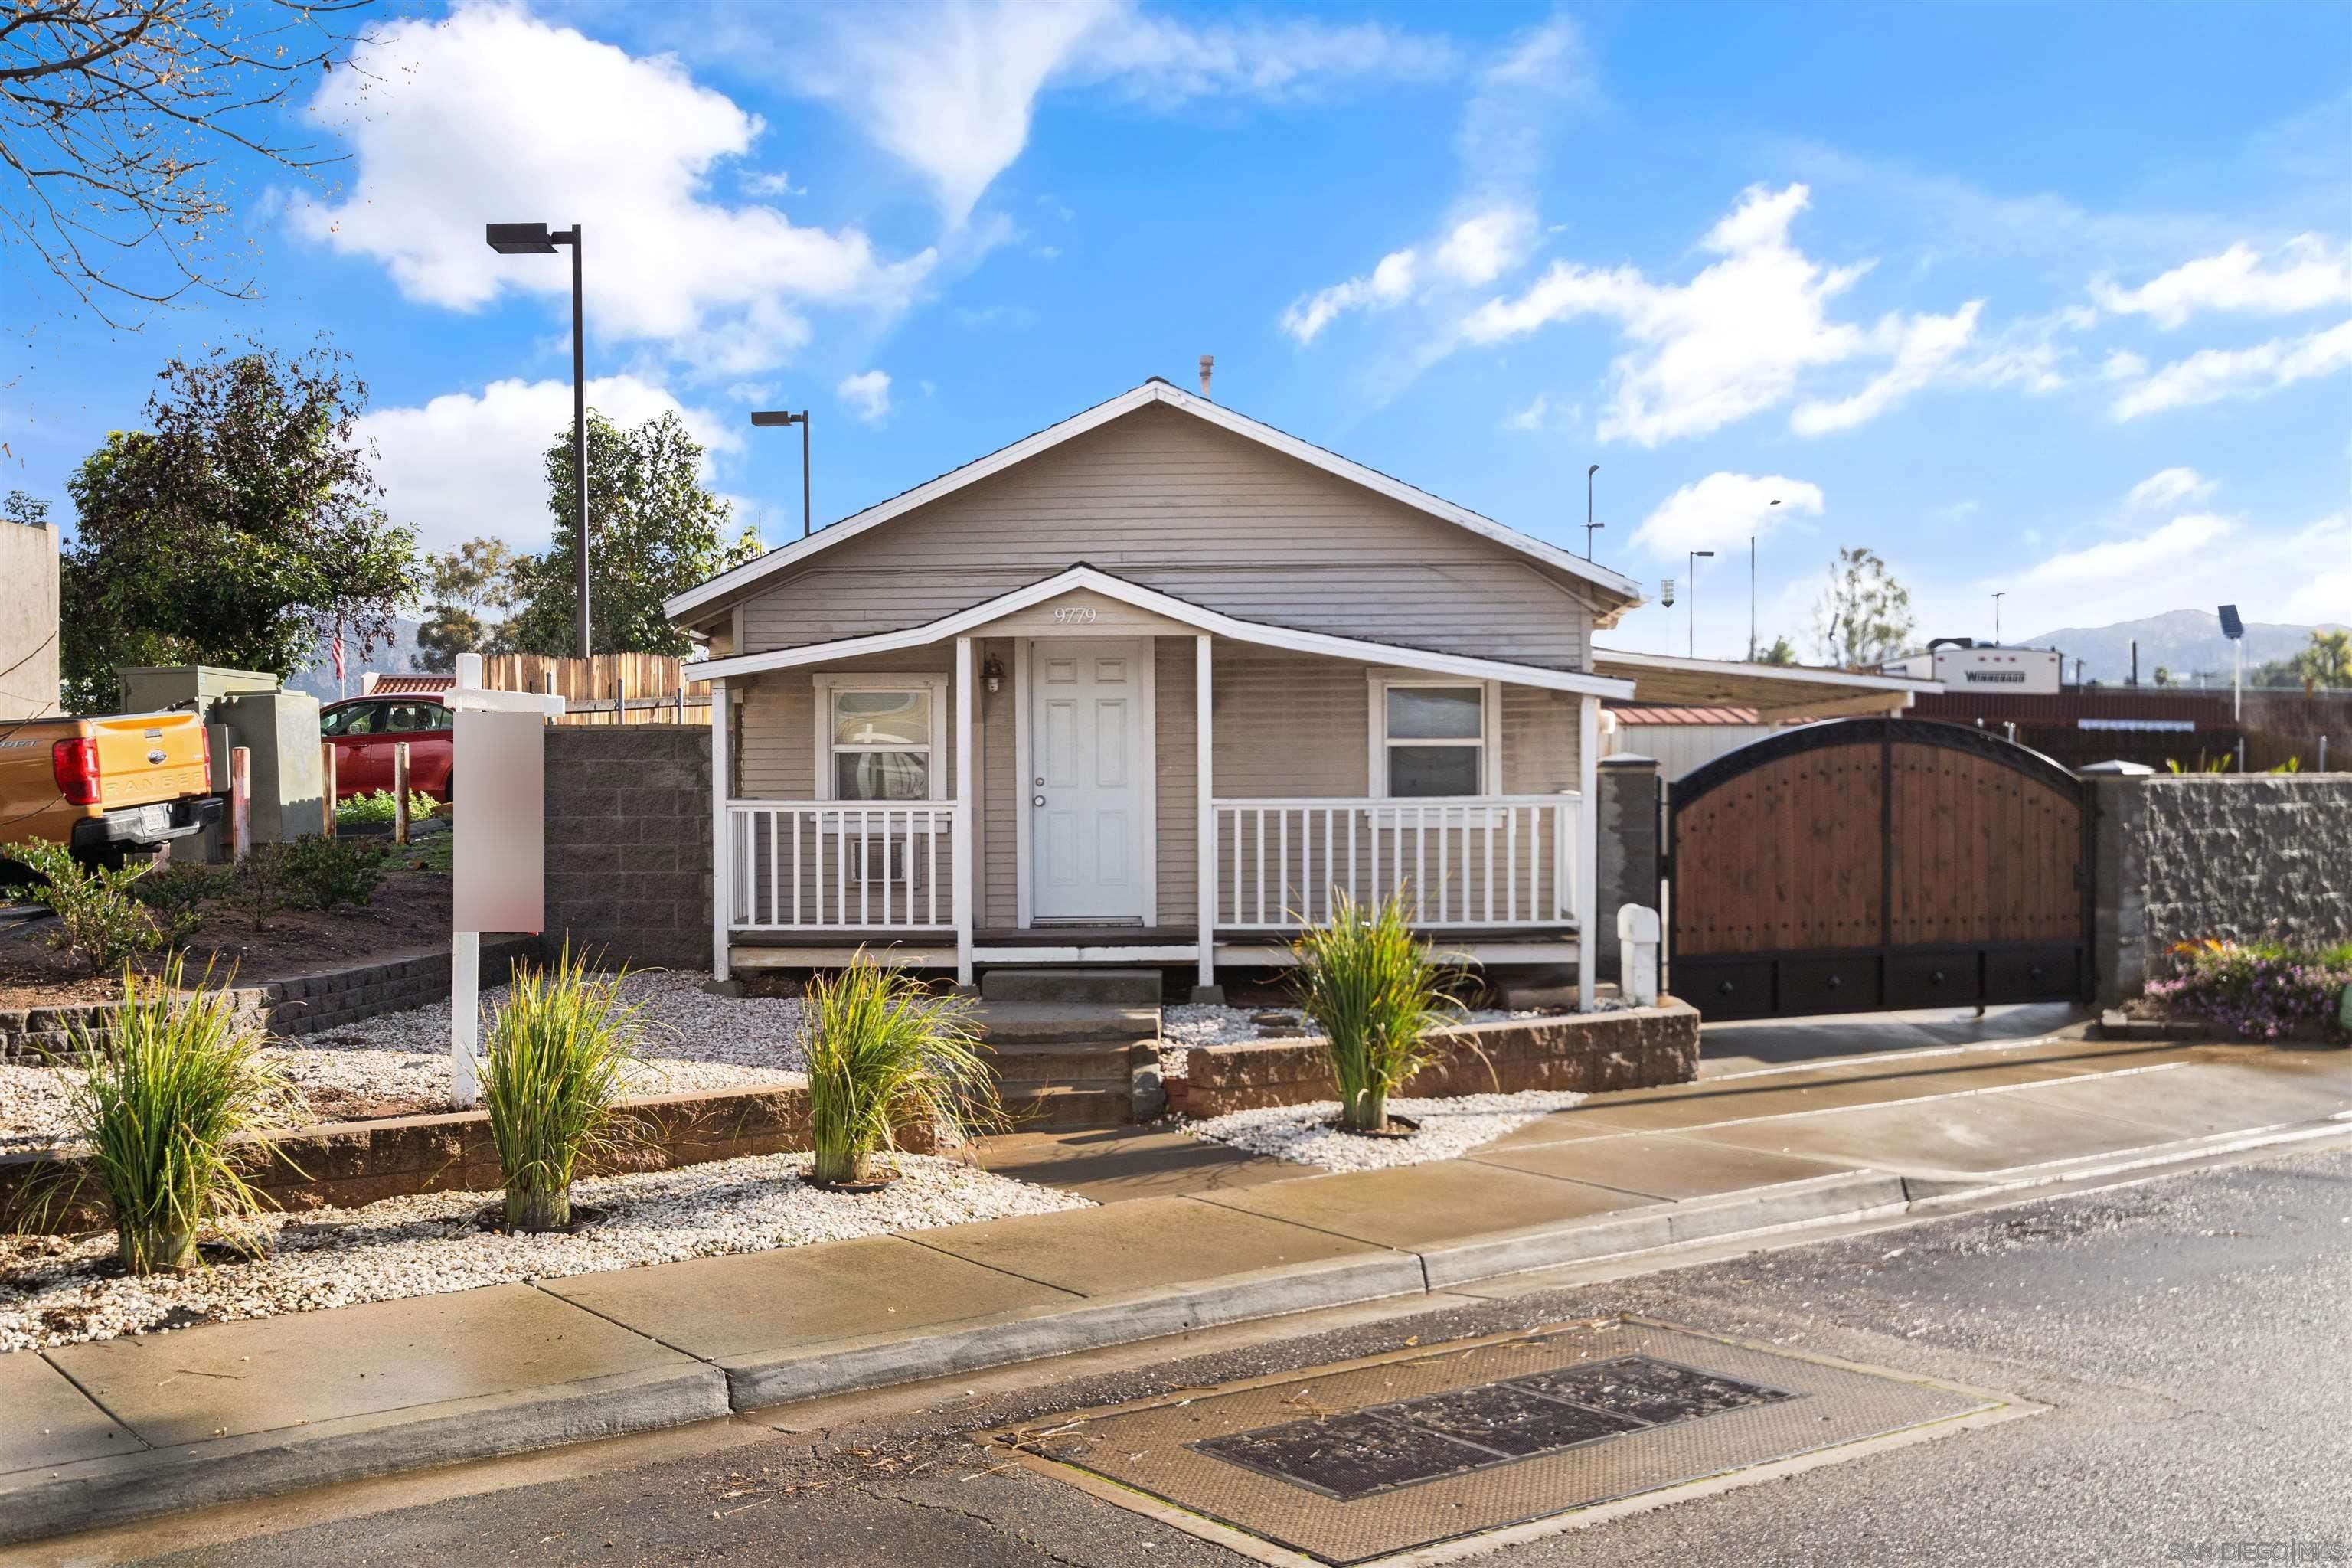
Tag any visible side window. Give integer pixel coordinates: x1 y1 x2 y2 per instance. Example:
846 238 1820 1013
335 705 379 737
384 702 430 733
423 703 453 731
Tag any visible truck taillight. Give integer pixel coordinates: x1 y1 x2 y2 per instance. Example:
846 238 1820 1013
52 737 101 806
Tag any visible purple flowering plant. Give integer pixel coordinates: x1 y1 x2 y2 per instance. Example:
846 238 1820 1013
2145 938 2352 1042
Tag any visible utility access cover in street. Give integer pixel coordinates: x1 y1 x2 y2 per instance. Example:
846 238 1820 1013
993 1318 2027 1566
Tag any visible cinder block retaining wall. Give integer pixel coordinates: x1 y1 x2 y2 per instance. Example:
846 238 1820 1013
2092 774 2352 1004
544 725 712 971
0 936 541 1060
1178 1001 1701 1119
0 1079 939 1234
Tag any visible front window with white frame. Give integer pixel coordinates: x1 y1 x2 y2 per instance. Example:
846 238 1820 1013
815 676 947 800
1372 675 1495 797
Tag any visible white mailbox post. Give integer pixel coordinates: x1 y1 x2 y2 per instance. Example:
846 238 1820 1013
446 653 567 1109
1617 903 1661 1008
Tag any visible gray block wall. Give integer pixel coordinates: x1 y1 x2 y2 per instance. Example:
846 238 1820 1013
2090 773 2352 1004
1595 754 1662 985
544 725 711 971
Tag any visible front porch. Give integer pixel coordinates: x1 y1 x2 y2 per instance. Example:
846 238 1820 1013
698 568 1620 1001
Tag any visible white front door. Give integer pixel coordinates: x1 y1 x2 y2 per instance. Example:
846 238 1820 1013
1029 639 1149 923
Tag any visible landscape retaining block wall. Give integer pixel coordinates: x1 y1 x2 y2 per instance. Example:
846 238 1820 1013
1179 1001 1701 1119
2091 773 2352 1004
544 724 712 971
0 1079 939 1233
0 936 540 1060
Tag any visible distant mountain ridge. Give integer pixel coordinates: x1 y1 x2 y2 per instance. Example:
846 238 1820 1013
2017 609 2346 685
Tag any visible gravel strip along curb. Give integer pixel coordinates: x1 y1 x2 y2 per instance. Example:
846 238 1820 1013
0 1168 1926 1546
1185 1091 1592 1169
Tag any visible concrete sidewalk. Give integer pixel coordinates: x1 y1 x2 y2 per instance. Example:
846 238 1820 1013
7 1031 2350 1545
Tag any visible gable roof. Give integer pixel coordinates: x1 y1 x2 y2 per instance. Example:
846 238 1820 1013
688 564 1637 699
664 379 1645 624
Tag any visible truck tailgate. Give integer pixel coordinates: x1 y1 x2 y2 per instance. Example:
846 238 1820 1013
90 713 210 808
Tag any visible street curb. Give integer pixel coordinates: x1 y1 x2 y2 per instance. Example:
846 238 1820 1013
719 1250 1428 1410
0 1361 731 1547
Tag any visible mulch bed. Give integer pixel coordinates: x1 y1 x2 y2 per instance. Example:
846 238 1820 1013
0 864 455 1008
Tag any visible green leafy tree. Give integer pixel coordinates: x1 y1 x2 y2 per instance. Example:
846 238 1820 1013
1811 547 1916 669
2291 629 2352 690
504 410 759 657
60 340 423 712
1753 634 1798 667
415 536 518 671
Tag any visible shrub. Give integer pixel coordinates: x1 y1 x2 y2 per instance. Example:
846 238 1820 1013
229 835 385 926
2147 939 2352 1041
1292 889 1462 1132
804 954 996 1187
334 789 439 828
480 947 643 1231
60 956 294 1274
129 862 231 946
0 838 165 974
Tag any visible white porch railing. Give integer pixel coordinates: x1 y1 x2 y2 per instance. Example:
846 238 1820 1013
727 801 962 931
1210 795 1584 931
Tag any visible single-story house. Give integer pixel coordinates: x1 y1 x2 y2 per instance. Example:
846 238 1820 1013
667 375 1932 1003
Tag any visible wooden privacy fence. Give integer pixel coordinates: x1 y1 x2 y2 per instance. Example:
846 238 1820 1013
481 653 710 727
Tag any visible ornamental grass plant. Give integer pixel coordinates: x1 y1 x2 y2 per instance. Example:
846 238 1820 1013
1292 889 1462 1133
61 956 295 1275
480 946 643 1231
803 953 997 1187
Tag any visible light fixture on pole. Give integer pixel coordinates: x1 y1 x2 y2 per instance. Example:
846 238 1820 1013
750 410 812 538
2219 603 2245 721
1585 464 1602 560
1687 550 1715 657
485 222 590 659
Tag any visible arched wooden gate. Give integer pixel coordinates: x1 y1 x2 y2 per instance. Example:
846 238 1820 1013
1668 718 2089 1020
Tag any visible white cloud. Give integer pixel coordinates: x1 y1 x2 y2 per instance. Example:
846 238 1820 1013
2100 349 2150 381
1792 302 1983 435
298 5 934 372
1632 472 1824 556
1432 207 1536 287
1282 249 1418 342
1503 394 1548 431
2111 318 2352 418
2019 511 2233 587
837 369 893 424
2092 236 2352 328
2127 467 2216 509
361 376 733 555
1462 184 1981 445
773 0 1454 224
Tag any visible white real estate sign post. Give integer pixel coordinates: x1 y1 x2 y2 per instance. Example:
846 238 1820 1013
446 653 567 1109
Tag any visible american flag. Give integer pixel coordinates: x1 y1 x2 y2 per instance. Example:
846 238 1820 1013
332 627 346 696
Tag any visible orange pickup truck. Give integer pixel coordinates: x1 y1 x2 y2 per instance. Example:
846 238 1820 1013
0 710 220 866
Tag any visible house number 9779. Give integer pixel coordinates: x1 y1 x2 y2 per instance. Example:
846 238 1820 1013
1051 606 1099 624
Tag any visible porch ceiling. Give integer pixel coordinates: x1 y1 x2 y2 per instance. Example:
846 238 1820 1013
1591 647 1938 722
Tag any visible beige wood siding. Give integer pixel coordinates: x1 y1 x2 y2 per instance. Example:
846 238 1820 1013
736 404 1595 669
1156 637 1196 926
978 636 1016 928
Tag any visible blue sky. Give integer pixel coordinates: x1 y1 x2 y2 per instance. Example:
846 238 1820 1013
5 0 2349 661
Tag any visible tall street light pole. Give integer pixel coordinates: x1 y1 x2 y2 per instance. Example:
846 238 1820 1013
1992 590 2005 643
750 410 812 538
1585 464 1602 560
486 222 590 658
1688 549 1715 658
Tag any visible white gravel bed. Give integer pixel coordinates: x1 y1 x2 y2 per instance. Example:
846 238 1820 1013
0 1151 1090 1352
1184 1090 1589 1171
1 971 811 1152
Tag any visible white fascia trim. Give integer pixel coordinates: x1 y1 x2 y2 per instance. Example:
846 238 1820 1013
1591 645 1944 695
688 567 1639 699
663 382 1642 622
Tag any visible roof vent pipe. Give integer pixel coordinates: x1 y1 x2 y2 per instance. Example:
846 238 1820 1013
1198 354 1214 400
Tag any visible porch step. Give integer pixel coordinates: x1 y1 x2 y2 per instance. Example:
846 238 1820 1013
970 1002 1160 1046
986 1037 1158 1084
999 1083 1140 1132
979 968 1163 1006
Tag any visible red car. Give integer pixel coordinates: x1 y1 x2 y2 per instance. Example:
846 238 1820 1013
319 695 456 802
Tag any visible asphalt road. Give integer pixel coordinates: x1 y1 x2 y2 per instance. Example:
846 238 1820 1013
87 1145 2352 1568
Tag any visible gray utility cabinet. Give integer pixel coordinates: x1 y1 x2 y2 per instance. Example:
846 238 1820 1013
214 690 325 846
